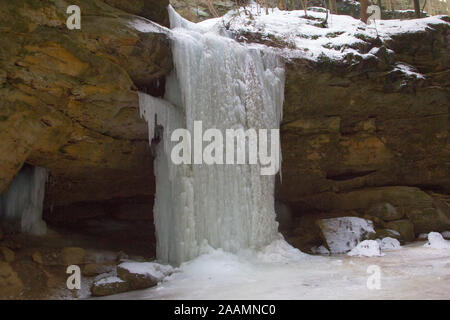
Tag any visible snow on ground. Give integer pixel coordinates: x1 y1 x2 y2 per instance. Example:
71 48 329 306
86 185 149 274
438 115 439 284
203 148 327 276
96 240 450 300
204 4 449 64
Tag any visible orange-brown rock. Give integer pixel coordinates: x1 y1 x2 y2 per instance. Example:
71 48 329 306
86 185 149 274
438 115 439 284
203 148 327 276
0 0 172 212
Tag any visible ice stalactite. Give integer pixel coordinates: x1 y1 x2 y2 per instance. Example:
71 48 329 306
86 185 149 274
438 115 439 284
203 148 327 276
0 165 48 235
139 6 285 265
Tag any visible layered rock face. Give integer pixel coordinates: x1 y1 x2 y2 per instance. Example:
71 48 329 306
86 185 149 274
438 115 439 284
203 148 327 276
274 20 450 248
0 0 172 218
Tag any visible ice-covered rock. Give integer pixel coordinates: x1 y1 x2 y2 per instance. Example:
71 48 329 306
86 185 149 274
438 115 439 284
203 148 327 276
317 217 376 254
378 237 401 251
424 232 450 249
347 240 383 257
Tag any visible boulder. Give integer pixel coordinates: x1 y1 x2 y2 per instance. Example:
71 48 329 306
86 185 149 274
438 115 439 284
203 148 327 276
117 261 174 290
442 231 450 240
373 228 402 242
295 187 450 236
91 276 129 296
424 232 450 249
367 203 404 221
363 214 386 228
316 217 376 254
378 237 401 251
406 196 450 235
32 251 44 265
0 246 15 263
0 262 23 299
385 219 415 243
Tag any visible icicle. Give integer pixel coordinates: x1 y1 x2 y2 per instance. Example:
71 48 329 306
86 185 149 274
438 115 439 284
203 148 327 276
0 165 48 236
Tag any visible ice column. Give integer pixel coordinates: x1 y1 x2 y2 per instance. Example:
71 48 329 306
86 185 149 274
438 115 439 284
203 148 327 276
139 6 285 265
0 165 48 236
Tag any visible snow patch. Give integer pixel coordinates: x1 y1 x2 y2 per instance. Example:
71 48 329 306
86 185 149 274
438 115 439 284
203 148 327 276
95 276 125 285
392 62 425 79
255 239 309 263
209 4 449 62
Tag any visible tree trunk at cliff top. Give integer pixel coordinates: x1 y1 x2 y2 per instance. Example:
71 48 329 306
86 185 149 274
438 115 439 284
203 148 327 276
414 0 421 17
359 0 369 23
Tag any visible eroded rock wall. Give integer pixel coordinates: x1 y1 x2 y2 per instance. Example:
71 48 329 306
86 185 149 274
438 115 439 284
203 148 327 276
0 0 172 214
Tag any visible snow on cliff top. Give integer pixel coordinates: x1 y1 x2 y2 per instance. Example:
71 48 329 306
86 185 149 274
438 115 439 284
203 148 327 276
203 5 448 62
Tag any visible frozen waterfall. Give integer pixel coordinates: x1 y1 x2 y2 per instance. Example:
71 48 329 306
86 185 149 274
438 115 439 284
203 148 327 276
139 6 285 265
0 165 47 236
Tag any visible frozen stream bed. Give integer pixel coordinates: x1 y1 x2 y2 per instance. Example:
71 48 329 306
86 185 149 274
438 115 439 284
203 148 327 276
97 240 450 300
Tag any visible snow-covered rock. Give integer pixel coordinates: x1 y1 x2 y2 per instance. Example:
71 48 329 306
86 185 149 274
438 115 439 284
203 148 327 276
217 3 448 69
91 276 129 297
347 240 383 257
117 261 174 290
424 232 450 249
378 237 401 251
317 217 376 254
